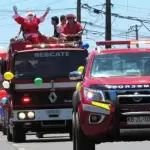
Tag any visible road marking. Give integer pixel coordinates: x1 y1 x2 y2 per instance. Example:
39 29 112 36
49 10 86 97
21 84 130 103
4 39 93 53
12 143 19 147
18 148 26 150
0 134 26 150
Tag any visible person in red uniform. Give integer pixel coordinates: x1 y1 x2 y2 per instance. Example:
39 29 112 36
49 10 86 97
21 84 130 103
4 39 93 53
61 14 83 41
12 6 50 44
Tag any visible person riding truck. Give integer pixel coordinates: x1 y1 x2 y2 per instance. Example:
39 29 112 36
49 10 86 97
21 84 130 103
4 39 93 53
12 6 50 44
61 14 83 41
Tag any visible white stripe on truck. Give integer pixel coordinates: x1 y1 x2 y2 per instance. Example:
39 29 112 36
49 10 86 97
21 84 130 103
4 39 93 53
15 82 78 90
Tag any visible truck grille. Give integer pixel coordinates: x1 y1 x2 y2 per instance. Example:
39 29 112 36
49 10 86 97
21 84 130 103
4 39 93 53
14 90 73 108
118 97 150 104
104 90 150 105
117 91 150 105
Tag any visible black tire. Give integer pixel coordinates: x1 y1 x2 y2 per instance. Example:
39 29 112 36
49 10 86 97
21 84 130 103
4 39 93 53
2 126 7 135
72 112 76 150
0 125 2 131
12 125 26 143
72 91 81 112
110 124 120 141
109 109 120 141
7 127 12 142
36 133 43 138
75 113 95 150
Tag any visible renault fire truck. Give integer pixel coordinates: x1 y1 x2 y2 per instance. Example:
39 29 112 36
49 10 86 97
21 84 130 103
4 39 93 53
69 40 150 150
1 39 88 143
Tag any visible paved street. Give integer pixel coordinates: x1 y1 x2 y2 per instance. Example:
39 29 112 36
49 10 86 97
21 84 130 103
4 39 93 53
1 131 150 150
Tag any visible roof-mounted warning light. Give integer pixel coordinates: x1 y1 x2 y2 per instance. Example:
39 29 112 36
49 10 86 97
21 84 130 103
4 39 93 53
25 42 89 49
96 40 150 46
25 43 66 49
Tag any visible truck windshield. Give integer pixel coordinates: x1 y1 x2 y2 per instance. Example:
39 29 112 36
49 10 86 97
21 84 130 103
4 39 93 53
91 52 150 77
14 50 88 79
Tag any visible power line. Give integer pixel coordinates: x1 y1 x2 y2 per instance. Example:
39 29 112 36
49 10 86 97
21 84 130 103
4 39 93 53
127 24 142 47
113 4 150 11
81 3 150 24
0 8 76 13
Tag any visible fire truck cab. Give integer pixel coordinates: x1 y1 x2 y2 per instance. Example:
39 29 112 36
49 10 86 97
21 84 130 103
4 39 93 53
1 38 88 143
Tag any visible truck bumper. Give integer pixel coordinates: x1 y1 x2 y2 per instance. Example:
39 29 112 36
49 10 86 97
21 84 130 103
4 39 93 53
79 104 114 137
11 108 72 133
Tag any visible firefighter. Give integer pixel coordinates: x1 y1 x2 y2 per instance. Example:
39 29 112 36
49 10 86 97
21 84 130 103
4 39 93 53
12 6 50 44
61 14 83 41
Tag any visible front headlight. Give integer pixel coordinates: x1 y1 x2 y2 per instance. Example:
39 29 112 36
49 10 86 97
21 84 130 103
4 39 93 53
27 111 35 119
18 112 26 120
84 87 105 102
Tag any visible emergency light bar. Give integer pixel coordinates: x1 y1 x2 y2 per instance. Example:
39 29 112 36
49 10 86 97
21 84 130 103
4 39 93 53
25 42 89 49
25 43 68 49
96 40 150 46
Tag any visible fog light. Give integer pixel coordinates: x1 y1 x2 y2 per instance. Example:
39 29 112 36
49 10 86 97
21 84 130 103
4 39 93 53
89 114 105 124
27 111 35 119
18 112 26 120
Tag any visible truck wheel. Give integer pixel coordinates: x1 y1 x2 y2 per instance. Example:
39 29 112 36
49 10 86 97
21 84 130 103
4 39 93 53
36 133 43 138
2 126 7 135
7 127 12 142
75 113 95 150
72 112 76 150
12 125 26 143
110 124 120 141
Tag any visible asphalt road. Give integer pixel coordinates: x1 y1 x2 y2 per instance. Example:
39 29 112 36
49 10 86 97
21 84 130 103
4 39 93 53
1 131 150 150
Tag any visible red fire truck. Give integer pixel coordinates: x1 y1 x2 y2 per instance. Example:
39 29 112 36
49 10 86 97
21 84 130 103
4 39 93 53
1 38 88 143
0 48 8 135
69 40 150 150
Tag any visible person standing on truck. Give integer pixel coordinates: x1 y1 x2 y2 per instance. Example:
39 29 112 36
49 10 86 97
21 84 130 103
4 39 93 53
61 14 83 41
12 6 50 44
57 15 66 36
47 16 61 43
51 16 60 38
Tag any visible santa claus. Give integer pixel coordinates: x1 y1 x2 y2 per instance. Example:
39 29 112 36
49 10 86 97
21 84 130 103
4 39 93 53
12 6 50 44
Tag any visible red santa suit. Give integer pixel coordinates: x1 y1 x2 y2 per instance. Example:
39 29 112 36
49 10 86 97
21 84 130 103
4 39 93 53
12 11 46 44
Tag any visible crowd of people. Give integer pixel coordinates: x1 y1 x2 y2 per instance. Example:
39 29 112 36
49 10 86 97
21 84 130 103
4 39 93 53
12 6 83 44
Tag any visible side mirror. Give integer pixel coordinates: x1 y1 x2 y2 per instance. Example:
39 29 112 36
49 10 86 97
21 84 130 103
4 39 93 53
69 71 82 81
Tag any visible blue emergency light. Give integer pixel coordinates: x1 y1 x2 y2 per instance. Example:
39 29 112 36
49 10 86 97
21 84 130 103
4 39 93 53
81 42 89 49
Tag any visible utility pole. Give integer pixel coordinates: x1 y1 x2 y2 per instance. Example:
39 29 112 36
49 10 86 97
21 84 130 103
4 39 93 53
135 25 139 47
127 24 141 48
105 0 112 48
77 0 81 22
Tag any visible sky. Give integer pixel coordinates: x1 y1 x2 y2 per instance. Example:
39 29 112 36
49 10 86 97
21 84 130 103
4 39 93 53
0 0 150 51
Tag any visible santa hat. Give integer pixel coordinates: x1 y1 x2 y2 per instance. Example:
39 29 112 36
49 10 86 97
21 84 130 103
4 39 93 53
66 14 76 19
26 10 35 17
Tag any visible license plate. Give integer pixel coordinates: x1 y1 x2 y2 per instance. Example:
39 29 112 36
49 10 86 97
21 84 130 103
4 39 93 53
127 116 150 125
46 109 60 114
